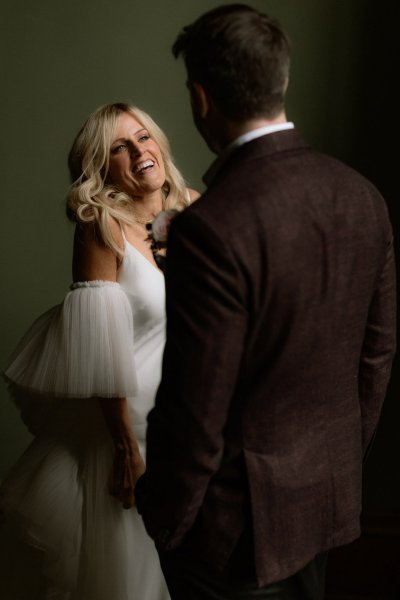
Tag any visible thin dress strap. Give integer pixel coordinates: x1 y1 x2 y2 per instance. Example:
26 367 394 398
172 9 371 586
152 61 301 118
119 222 126 240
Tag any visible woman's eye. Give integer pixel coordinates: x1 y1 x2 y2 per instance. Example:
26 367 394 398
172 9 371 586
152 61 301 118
138 134 150 142
111 144 127 154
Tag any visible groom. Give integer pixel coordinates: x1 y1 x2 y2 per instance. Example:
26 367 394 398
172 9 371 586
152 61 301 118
135 4 396 599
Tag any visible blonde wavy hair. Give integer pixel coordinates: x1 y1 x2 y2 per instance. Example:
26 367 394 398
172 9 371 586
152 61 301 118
66 102 189 256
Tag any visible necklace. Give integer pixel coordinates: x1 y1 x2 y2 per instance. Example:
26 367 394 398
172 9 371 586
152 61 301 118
134 216 154 225
132 212 155 225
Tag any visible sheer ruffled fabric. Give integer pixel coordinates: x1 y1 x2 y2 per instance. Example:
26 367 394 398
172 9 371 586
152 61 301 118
0 400 168 600
4 281 138 399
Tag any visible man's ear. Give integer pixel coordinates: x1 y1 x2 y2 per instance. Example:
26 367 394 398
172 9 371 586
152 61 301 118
283 77 289 93
191 82 210 118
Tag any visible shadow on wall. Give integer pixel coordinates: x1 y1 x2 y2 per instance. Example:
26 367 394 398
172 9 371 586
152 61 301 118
352 0 400 514
325 3 400 599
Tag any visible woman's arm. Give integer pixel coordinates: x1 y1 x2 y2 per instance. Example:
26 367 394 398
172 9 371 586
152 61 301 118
72 219 121 282
73 220 144 509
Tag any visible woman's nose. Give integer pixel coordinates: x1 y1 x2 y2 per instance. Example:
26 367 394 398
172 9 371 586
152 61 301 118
130 143 143 158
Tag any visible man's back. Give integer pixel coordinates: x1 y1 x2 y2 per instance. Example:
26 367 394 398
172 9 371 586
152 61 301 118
206 129 394 581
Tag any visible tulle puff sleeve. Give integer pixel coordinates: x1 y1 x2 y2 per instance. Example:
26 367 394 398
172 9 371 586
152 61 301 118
3 281 137 399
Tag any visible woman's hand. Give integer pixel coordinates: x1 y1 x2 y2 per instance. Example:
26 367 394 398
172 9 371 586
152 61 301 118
99 397 145 509
111 442 146 509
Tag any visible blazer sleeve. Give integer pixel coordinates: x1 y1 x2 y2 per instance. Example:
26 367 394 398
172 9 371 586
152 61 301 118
138 208 248 549
359 228 396 457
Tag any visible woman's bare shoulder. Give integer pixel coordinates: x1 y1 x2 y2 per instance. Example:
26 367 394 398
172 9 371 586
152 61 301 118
187 188 201 203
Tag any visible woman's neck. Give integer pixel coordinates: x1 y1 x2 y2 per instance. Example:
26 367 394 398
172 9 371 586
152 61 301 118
130 190 164 222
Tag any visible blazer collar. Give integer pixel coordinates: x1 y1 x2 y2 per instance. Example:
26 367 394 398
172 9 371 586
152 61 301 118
203 128 310 187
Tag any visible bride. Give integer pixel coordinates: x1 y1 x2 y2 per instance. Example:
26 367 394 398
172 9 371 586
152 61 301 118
0 102 199 599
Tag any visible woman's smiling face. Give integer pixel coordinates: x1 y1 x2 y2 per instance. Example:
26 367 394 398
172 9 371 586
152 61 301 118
108 112 166 198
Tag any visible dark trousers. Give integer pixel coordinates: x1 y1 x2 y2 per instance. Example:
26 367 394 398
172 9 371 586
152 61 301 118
159 544 327 600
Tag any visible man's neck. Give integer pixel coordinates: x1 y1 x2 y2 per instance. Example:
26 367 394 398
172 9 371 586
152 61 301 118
216 112 287 154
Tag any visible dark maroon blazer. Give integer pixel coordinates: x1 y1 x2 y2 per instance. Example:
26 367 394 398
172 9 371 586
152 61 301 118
136 129 396 586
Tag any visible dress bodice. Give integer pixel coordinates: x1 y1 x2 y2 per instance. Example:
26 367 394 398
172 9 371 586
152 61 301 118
117 238 165 342
116 238 166 438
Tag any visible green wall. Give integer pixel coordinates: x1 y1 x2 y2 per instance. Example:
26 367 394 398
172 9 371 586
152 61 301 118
1 0 398 510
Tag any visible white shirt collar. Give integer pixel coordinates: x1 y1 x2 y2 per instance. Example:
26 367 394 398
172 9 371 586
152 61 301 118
203 122 295 186
228 121 294 152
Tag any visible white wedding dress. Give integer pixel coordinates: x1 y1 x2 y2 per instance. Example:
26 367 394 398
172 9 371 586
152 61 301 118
0 235 170 600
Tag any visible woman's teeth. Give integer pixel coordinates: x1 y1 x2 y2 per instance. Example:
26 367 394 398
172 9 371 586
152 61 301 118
135 160 154 173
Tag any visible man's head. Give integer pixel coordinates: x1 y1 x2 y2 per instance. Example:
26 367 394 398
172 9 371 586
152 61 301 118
173 4 290 128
